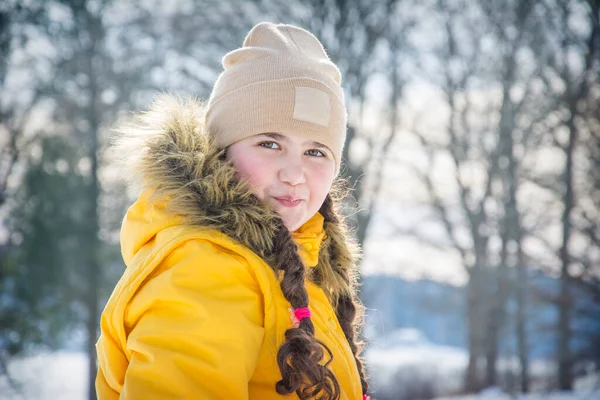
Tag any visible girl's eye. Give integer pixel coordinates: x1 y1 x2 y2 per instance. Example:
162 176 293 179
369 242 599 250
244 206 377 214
306 149 325 157
259 141 280 149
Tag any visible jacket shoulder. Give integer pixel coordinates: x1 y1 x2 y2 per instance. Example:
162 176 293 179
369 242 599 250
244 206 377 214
124 230 273 330
146 228 278 298
175 228 270 269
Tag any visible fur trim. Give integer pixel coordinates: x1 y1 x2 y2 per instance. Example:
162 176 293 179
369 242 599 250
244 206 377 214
112 93 361 306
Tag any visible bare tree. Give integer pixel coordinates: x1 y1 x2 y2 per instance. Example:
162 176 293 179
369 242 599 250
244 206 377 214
23 1 172 397
0 1 50 390
477 0 537 391
530 0 600 390
409 3 495 387
405 0 558 392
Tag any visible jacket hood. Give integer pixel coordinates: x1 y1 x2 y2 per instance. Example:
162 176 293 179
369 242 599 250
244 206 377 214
112 94 360 306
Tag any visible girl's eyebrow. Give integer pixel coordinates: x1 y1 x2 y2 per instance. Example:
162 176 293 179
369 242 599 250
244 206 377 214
258 133 330 150
259 133 287 141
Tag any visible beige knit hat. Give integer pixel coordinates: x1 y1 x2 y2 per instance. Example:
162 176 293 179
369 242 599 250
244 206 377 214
206 22 347 174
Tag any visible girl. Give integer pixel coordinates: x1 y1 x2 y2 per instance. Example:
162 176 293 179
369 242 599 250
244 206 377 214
96 22 370 400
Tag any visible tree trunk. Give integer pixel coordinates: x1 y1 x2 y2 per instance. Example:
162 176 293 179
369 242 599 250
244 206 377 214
85 105 100 400
484 72 517 388
87 254 99 400
515 250 529 392
484 314 499 388
485 268 505 388
464 267 483 392
558 108 576 391
84 11 101 399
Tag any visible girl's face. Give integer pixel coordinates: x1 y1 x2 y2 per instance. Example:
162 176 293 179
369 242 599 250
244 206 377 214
226 132 336 231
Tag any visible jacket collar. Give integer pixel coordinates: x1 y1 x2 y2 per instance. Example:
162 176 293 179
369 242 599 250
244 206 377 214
293 212 326 268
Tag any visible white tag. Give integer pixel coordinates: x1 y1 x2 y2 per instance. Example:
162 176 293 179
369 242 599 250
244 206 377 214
293 86 331 127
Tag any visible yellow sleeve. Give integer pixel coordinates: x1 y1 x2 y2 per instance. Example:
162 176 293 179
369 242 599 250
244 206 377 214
121 239 265 399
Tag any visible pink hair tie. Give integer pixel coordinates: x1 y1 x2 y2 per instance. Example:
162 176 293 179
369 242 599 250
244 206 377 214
288 307 311 328
363 395 371 400
294 307 311 321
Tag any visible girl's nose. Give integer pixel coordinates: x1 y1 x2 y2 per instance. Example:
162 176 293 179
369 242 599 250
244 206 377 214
278 160 306 186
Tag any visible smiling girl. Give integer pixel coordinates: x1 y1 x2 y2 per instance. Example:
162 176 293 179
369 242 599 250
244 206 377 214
96 22 370 400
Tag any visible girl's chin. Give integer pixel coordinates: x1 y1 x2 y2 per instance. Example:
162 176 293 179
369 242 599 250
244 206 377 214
281 214 306 232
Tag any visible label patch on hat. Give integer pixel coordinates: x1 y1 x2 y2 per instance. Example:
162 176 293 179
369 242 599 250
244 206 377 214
293 86 331 127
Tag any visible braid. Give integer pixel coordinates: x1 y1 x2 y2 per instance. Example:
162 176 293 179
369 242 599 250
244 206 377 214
319 194 370 396
335 295 370 395
271 221 341 400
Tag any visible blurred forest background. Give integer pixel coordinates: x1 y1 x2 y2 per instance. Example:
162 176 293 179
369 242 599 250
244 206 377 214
1 0 599 399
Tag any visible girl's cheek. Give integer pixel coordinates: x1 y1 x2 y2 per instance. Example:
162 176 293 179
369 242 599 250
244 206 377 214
309 164 334 186
235 154 266 179
244 162 274 193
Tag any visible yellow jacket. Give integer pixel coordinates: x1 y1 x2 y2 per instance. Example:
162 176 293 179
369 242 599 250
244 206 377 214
96 95 366 399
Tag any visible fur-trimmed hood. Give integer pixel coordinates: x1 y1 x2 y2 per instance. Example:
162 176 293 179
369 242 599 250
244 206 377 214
112 94 360 306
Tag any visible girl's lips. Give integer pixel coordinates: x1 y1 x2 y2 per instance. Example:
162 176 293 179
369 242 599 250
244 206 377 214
273 197 303 207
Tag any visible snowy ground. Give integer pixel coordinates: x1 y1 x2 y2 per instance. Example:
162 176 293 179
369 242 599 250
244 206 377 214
1 330 598 400
365 328 468 396
0 351 87 400
434 372 600 399
365 328 600 400
433 385 600 400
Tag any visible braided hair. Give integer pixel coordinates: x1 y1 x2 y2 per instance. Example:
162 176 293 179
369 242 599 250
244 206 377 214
271 192 369 399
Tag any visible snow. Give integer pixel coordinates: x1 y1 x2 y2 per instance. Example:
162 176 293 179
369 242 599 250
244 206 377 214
0 351 87 400
364 328 600 400
366 328 468 395
433 385 600 400
0 335 598 400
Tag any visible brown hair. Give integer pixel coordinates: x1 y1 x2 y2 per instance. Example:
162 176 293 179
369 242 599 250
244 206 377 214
269 193 369 399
